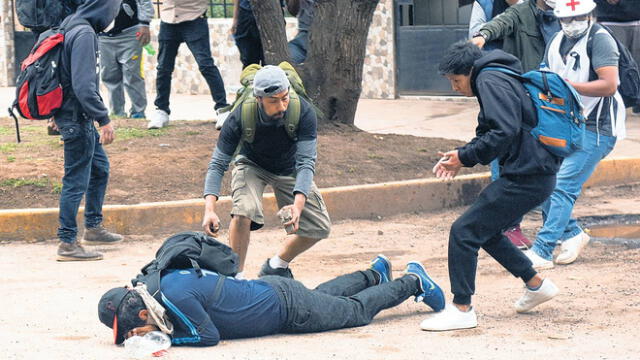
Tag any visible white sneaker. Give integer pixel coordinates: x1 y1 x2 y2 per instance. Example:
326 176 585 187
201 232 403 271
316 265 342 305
555 231 590 265
515 278 559 313
523 249 554 270
420 304 478 331
147 109 169 129
215 109 230 130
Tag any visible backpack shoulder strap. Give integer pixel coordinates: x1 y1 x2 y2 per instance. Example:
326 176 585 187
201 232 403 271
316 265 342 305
478 66 523 81
212 275 226 301
285 91 301 141
241 97 258 143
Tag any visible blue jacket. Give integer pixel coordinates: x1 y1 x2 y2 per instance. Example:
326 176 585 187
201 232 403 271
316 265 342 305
56 0 121 127
159 269 285 346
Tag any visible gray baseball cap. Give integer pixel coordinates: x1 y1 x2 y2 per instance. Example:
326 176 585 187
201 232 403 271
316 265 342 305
253 65 290 97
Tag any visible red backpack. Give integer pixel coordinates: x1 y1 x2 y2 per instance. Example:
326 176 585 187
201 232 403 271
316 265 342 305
9 18 87 142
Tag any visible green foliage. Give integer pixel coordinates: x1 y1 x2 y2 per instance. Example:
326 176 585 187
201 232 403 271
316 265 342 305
0 177 63 194
117 127 169 141
0 143 18 153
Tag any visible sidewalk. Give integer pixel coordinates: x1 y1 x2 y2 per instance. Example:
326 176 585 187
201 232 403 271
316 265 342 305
2 87 638 157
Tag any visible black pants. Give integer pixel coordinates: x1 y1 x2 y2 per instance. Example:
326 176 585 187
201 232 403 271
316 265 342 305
449 174 556 305
263 270 418 333
234 7 264 69
155 17 228 112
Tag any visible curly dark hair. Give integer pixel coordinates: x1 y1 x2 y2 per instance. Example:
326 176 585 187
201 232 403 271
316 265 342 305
117 292 147 337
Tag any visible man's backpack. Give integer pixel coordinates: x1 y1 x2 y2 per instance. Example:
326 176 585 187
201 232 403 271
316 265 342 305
480 67 587 157
587 23 640 108
16 0 80 33
222 62 318 143
132 231 240 302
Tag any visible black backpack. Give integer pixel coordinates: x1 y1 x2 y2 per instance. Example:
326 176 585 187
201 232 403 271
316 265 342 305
587 23 640 108
15 0 81 33
132 231 239 302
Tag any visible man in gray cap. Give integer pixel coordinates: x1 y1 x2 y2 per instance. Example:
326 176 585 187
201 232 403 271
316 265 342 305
201 65 331 279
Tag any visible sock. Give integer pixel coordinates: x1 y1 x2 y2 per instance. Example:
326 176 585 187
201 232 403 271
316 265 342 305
527 279 543 291
269 255 290 269
235 271 245 280
371 270 381 285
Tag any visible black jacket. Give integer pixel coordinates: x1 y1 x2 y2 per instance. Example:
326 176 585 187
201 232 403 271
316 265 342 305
595 0 640 22
55 0 121 127
459 50 562 177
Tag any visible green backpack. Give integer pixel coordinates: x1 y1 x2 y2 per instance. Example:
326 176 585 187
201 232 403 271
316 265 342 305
222 62 313 143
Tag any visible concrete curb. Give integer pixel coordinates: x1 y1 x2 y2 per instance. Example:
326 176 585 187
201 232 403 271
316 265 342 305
1 157 639 241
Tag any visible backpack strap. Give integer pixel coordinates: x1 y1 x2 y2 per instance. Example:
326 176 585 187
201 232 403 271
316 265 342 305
212 275 226 301
189 258 203 277
241 97 258 143
284 91 301 141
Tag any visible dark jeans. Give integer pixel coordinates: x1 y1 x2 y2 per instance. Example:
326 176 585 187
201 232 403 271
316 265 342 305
449 174 556 305
234 7 264 68
288 31 309 64
155 17 228 112
56 121 110 243
263 270 418 334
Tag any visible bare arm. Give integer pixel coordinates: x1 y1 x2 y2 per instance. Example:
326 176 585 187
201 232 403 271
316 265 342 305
569 66 619 97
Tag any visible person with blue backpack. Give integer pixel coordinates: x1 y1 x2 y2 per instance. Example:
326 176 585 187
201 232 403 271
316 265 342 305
524 0 627 268
421 41 564 331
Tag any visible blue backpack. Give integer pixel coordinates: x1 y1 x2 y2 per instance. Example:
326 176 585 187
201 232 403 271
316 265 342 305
481 66 586 157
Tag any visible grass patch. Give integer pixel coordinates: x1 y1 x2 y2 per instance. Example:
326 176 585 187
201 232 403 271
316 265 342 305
0 126 12 135
118 127 169 141
6 156 16 162
51 181 63 194
0 143 18 153
367 154 384 160
185 131 200 136
0 177 63 194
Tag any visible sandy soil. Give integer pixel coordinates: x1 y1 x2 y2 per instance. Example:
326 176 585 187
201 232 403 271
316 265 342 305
1 183 639 360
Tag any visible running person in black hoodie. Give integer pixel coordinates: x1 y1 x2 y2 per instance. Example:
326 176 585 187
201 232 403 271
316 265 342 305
421 42 562 331
55 0 124 262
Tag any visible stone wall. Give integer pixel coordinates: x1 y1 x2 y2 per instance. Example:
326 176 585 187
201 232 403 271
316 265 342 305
0 0 15 87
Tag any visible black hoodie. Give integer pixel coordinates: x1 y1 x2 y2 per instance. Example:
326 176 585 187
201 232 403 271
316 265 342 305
56 0 122 127
458 50 562 177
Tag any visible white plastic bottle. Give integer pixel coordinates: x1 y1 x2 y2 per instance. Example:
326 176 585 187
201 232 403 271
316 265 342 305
124 331 171 359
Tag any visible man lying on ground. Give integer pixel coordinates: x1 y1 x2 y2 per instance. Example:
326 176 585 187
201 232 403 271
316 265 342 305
98 255 445 346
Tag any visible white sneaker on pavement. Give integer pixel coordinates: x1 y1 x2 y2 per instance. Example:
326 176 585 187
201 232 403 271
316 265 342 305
555 231 590 265
523 249 554 270
147 109 169 129
514 278 559 313
420 304 478 331
215 109 230 130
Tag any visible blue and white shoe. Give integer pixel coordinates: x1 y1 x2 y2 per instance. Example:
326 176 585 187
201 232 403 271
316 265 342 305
370 254 393 285
405 261 445 312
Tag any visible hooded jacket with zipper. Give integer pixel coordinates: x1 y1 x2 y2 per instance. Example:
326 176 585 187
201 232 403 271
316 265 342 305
55 0 121 128
458 50 562 177
595 0 640 22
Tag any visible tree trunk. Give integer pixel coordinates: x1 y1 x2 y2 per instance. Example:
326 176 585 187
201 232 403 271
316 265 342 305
251 0 380 126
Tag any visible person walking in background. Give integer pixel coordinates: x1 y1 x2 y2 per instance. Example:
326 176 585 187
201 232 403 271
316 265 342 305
99 0 154 120
595 0 640 113
54 0 124 262
286 0 316 64
469 0 525 50
471 0 560 72
147 0 230 129
525 0 626 269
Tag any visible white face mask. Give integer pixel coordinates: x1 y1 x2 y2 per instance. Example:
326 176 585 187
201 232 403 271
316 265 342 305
103 19 116 32
561 19 590 38
544 0 556 8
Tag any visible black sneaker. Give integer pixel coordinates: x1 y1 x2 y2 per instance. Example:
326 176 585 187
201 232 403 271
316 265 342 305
633 105 640 114
81 225 124 245
258 259 294 279
57 241 103 262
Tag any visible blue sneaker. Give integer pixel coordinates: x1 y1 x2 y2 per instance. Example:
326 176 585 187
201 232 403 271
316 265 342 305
369 254 392 285
405 262 445 312
130 111 146 119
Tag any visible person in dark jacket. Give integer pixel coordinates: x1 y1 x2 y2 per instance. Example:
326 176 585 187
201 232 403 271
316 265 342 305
595 0 640 112
54 0 124 262
471 0 560 72
98 256 445 346
421 42 562 331
201 65 331 280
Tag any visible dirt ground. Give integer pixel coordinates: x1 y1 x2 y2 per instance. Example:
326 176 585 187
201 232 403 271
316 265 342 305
1 182 639 360
0 117 485 209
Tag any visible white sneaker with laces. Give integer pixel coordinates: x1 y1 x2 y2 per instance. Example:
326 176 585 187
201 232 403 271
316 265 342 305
147 109 169 129
420 304 478 331
523 249 554 270
215 109 230 130
515 278 559 313
555 231 590 265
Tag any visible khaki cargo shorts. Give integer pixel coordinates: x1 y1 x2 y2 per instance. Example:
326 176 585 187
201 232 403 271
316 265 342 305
230 160 331 239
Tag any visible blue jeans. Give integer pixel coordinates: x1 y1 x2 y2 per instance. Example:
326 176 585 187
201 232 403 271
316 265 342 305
155 17 228 112
288 31 308 64
262 270 418 333
532 130 616 260
56 121 110 243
